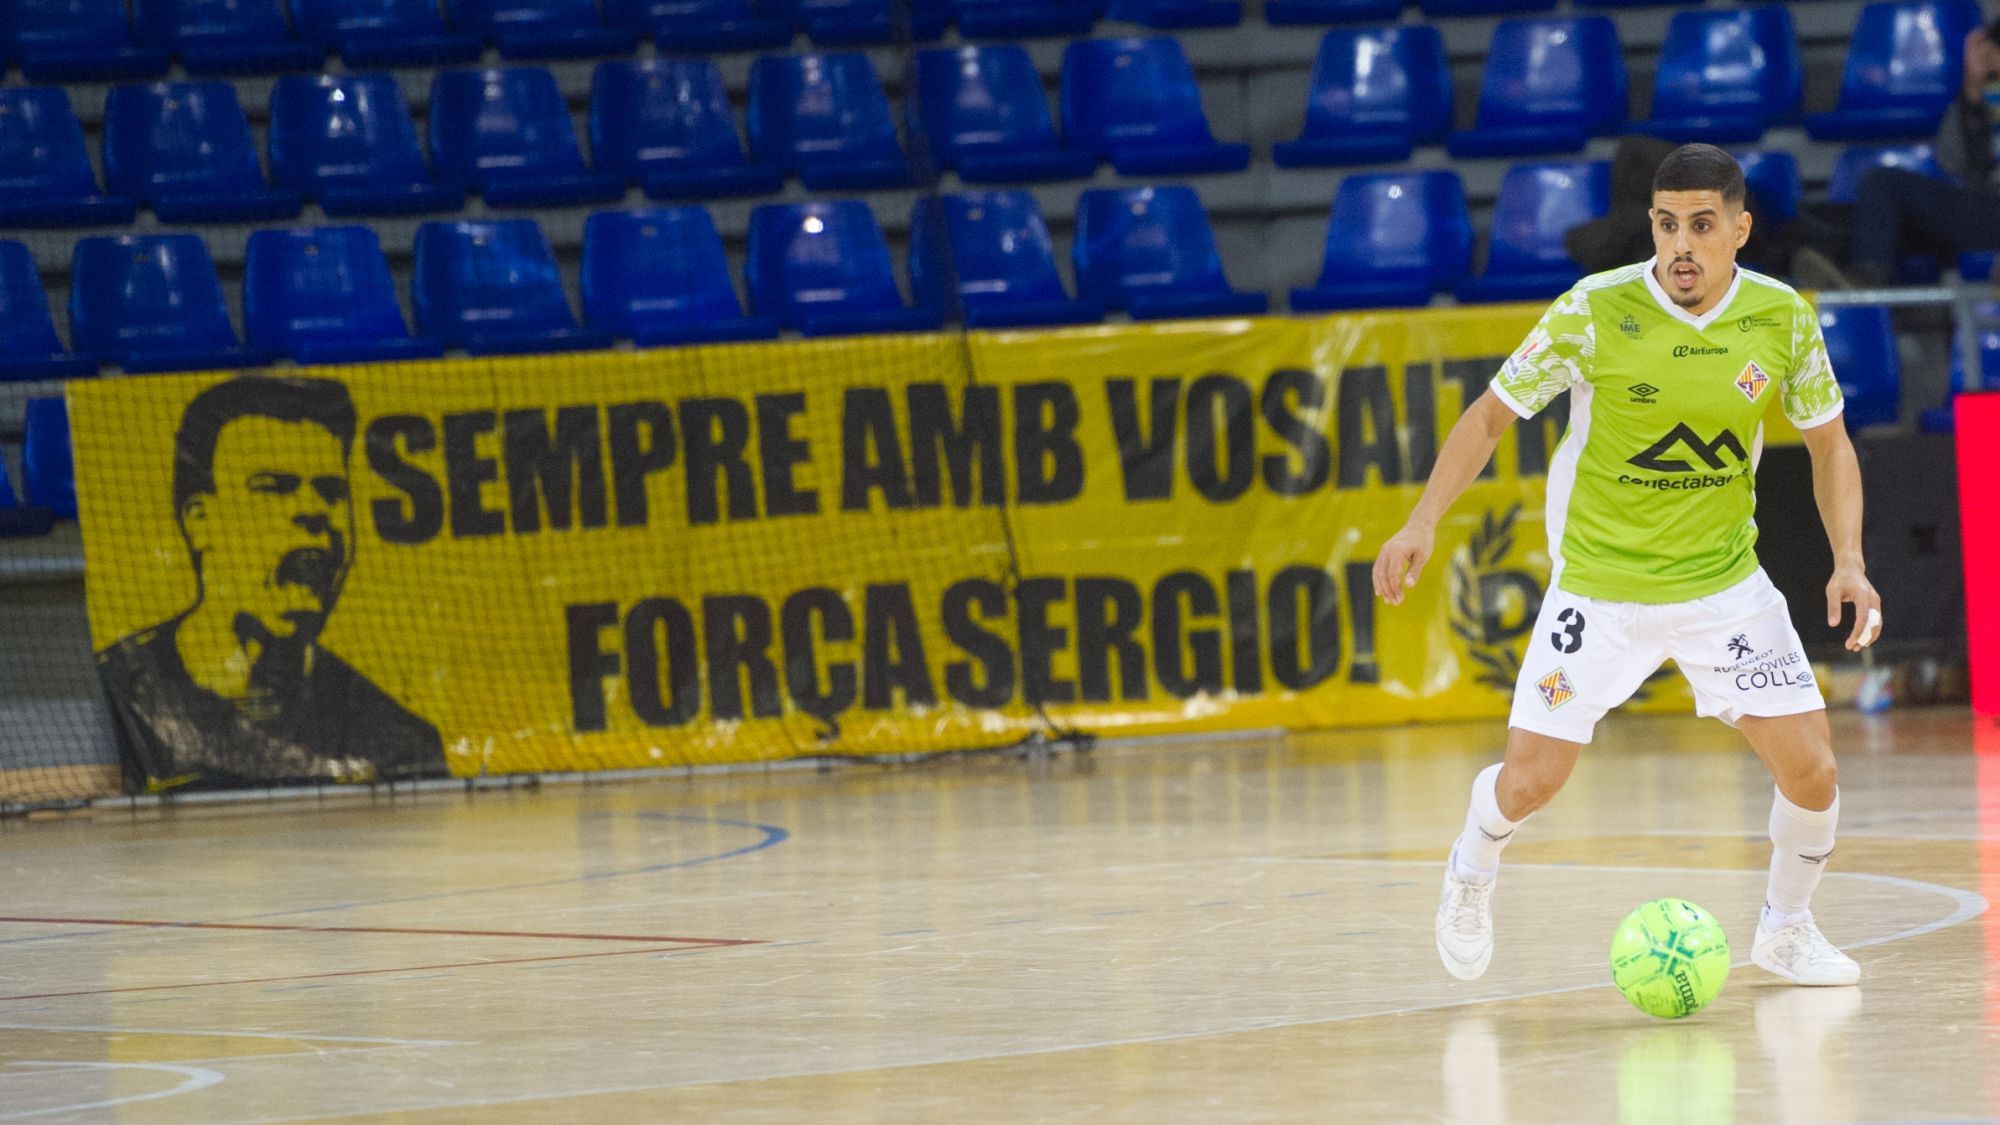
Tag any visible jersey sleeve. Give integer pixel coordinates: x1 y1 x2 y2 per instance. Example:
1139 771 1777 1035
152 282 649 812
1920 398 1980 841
1490 287 1594 418
1781 295 1845 429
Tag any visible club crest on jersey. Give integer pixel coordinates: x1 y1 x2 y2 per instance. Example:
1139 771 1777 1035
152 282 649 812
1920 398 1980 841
1734 361 1770 403
1536 668 1576 710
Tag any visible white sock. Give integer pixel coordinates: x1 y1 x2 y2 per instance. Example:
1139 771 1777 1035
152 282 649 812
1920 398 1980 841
1762 786 1839 932
1452 763 1524 882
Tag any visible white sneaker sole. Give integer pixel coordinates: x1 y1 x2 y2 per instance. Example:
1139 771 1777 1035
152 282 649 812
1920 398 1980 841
1751 945 1860 987
1436 931 1492 981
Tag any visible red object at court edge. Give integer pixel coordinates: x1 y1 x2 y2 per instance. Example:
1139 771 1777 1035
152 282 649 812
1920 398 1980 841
1958 393 2000 718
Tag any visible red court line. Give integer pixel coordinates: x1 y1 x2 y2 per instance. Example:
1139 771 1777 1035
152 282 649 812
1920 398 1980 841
0 916 762 946
0 943 741 1003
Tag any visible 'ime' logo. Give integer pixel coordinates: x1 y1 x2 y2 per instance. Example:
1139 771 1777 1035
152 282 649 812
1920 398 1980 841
1627 424 1748 473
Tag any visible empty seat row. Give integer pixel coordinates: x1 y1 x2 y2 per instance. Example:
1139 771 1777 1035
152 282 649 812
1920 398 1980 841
0 187 1264 376
6 138 1972 381
3 0 1275 79
0 41 1246 227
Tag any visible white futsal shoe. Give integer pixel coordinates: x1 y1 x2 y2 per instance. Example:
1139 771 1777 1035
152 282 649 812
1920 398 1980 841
1752 914 1861 986
1436 845 1495 981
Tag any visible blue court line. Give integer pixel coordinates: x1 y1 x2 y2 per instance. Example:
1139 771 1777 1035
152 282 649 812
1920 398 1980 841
0 813 789 947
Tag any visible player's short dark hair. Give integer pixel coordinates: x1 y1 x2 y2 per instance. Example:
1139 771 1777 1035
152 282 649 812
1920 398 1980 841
1651 143 1746 206
172 376 357 516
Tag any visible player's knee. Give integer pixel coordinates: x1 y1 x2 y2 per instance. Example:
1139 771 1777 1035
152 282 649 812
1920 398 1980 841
1779 753 1838 810
1499 759 1569 817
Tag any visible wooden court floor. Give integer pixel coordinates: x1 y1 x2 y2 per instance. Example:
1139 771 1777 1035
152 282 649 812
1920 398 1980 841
2 708 1997 1123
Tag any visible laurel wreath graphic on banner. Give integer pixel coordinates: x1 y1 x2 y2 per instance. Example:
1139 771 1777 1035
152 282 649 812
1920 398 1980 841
1448 502 1674 700
1450 503 1524 692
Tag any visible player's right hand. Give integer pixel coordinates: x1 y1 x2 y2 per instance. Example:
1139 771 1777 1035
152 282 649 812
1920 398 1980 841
1373 522 1435 606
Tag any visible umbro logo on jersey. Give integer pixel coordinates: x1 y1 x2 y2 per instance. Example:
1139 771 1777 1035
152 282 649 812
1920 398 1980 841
1629 383 1659 403
1735 361 1770 402
1627 424 1749 473
1672 345 1730 357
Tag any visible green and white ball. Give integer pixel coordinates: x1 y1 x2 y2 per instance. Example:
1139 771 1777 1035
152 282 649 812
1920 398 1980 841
1610 899 1730 1019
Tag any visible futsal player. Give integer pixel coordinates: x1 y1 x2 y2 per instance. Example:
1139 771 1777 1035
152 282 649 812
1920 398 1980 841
1373 144 1882 986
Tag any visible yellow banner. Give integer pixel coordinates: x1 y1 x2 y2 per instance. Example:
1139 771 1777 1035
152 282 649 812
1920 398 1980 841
71 308 1702 789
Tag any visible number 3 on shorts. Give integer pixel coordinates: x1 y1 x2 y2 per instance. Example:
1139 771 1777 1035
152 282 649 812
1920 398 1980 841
1551 608 1586 654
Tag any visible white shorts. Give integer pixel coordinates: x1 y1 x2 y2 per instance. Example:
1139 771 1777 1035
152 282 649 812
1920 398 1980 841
1508 568 1824 744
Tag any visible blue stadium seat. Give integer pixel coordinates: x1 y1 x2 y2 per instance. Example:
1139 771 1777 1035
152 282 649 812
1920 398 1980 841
0 241 93 381
429 68 627 208
606 0 792 51
582 208 779 346
1805 0 1982 141
746 201 945 336
909 192 1103 328
1418 0 1553 15
774 0 948 45
951 0 1098 38
1637 8 1801 144
1073 186 1267 320
269 74 466 217
1827 144 1944 203
912 45 1098 183
1959 251 1996 280
412 220 613 355
1274 26 1451 167
451 0 637 59
1454 161 1609 304
1291 171 1471 311
103 82 303 223
288 0 483 66
69 234 274 374
1819 306 1900 428
590 59 786 200
747 53 917 190
134 0 324 75
22 397 74 520
0 452 55 537
0 88 138 228
1060 37 1249 175
1735 150 1801 220
1264 0 1402 23
1447 18 1626 158
1103 0 1242 29
245 227 444 365
6 0 170 81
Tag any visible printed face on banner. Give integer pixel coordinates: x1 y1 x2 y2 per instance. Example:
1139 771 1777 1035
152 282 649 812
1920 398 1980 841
90 376 443 791
182 416 353 643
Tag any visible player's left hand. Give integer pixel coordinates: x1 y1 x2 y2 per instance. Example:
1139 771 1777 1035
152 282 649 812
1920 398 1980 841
1826 564 1882 652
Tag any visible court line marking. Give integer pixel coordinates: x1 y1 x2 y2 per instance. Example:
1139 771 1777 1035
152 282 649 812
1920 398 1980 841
0 1061 224 1121
0 917 760 946
0 812 790 948
0 1023 457 1047
223 861 1991 1124
0 943 742 1004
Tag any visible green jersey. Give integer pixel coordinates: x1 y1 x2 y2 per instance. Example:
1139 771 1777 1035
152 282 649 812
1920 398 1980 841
1491 260 1844 604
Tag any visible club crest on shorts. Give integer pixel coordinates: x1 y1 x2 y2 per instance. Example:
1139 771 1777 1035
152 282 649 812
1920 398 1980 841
1536 668 1576 710
1734 361 1769 403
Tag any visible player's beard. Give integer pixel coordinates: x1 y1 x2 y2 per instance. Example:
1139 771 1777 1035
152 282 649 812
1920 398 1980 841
1667 257 1703 307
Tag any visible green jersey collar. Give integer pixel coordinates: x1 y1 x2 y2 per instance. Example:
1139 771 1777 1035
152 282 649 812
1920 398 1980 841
1640 256 1744 331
